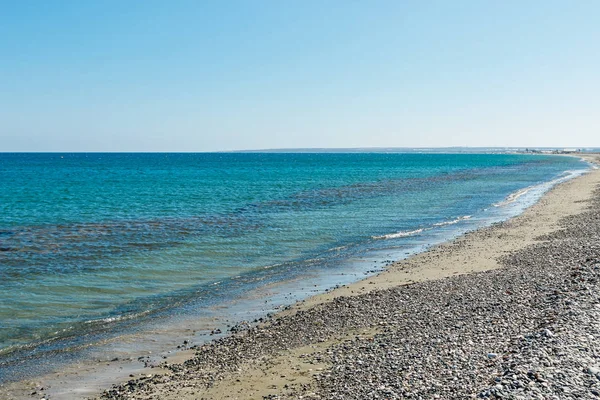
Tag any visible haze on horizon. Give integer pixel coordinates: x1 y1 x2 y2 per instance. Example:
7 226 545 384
1 1 598 152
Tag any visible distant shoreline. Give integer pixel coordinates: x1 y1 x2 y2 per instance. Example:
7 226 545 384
1 147 599 154
231 147 600 154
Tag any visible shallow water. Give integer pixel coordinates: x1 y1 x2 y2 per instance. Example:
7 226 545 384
0 152 590 382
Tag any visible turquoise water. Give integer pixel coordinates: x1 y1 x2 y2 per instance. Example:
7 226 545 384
0 152 589 379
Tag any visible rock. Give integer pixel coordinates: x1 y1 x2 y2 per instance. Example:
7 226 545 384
588 366 600 375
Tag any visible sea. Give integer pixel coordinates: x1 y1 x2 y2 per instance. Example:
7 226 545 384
0 152 591 385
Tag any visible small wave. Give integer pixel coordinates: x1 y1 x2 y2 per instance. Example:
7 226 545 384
263 263 284 269
85 316 124 324
494 187 533 207
373 216 473 240
372 228 424 240
433 215 471 227
327 244 350 252
84 310 151 325
579 157 598 169
494 169 588 208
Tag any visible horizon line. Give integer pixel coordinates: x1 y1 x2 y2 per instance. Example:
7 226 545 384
1 146 598 154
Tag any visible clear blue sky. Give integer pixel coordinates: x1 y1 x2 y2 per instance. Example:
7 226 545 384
1 1 598 151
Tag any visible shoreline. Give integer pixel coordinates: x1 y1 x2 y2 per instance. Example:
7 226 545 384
287 156 598 313
2 155 598 399
95 154 600 399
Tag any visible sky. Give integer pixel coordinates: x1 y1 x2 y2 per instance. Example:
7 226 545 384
0 1 598 151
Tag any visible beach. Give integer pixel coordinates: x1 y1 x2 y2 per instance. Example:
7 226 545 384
0 154 598 399
76 155 600 399
4 1 599 398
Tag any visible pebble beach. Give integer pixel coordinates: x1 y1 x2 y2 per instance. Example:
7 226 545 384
92 156 600 400
3 2 599 398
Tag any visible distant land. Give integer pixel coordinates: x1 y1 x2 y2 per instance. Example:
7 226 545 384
235 147 600 154
1 147 598 154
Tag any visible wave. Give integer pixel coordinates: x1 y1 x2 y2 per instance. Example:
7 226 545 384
84 310 151 325
579 157 598 170
493 187 533 207
494 169 588 208
433 215 471 226
372 228 425 240
373 214 476 240
327 244 350 252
